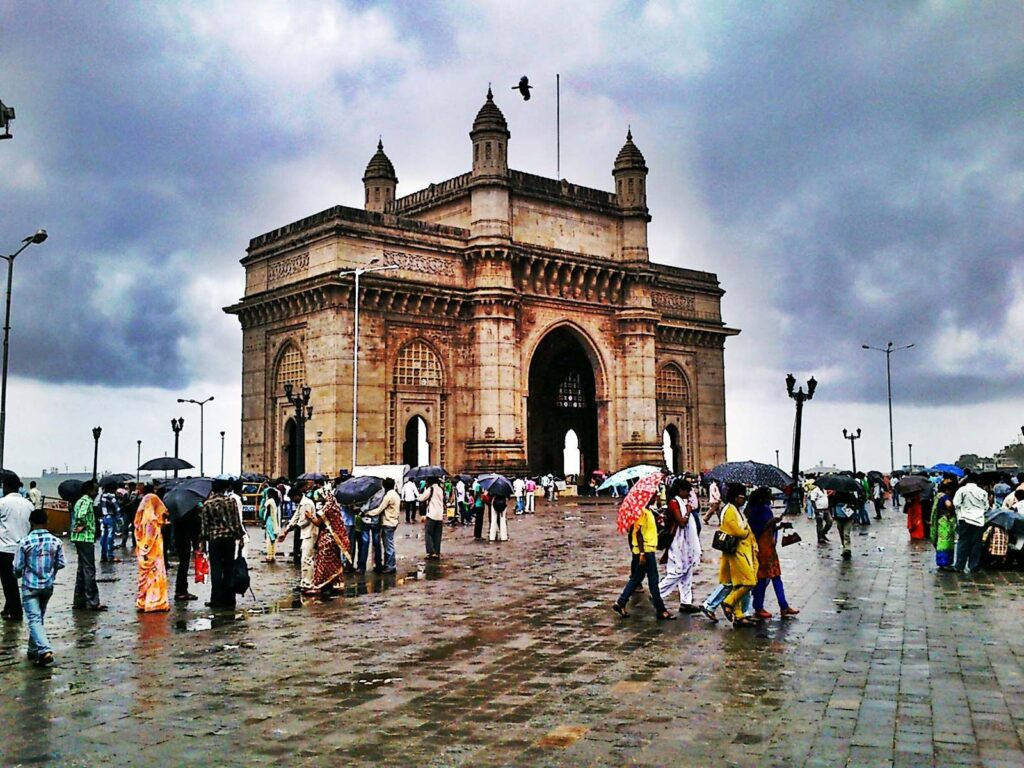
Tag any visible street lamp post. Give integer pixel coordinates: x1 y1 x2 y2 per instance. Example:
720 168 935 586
775 449 780 468
909 443 914 472
178 396 214 476
842 428 862 473
91 426 102 480
0 229 47 469
136 439 142 484
220 430 225 474
339 259 398 472
170 417 184 478
283 382 313 478
862 341 914 475
786 373 818 514
316 431 323 474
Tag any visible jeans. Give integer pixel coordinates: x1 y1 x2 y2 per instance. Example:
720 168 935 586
618 553 666 615
425 518 443 556
22 587 53 657
0 551 22 618
382 526 397 570
703 583 752 615
514 496 524 514
345 524 356 566
954 521 984 573
100 515 116 560
805 498 815 520
753 576 789 611
208 538 236 609
73 541 101 608
355 528 371 573
370 526 382 570
855 503 871 526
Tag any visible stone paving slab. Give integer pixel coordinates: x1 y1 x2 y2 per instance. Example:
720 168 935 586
1 499 1023 767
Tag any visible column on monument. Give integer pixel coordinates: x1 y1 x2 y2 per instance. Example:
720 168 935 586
242 324 267 474
615 309 664 468
694 342 727 470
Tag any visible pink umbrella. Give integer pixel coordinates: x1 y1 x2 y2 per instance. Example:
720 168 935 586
615 471 664 535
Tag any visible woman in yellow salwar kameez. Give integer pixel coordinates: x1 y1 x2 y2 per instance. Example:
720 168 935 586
718 483 759 626
134 488 170 612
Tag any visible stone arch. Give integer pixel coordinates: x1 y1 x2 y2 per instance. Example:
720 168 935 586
525 320 609 404
390 338 447 468
657 362 693 472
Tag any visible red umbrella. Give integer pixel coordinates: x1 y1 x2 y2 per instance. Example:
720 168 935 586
615 471 664 535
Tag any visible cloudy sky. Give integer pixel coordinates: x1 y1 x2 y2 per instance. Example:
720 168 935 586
1 0 1021 477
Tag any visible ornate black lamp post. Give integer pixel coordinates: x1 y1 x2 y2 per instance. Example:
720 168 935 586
170 417 184 478
91 426 102 480
283 382 313 478
843 428 862 473
786 373 817 514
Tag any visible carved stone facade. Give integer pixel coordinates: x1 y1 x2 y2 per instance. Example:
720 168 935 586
226 90 738 477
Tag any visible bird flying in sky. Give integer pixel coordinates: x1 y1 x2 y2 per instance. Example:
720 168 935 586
513 76 532 101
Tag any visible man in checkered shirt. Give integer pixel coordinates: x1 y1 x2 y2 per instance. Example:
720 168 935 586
14 509 65 666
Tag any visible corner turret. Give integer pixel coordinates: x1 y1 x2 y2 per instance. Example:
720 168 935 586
363 139 398 212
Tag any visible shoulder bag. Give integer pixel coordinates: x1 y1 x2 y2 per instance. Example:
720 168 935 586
711 529 739 554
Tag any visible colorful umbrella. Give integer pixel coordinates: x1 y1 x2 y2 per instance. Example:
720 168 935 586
598 464 662 492
615 471 664 535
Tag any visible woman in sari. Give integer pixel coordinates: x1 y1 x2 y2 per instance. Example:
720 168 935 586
134 486 170 612
310 493 351 594
905 491 926 540
747 487 799 620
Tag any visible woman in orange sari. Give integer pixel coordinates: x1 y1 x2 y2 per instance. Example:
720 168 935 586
311 493 351 594
134 487 170 612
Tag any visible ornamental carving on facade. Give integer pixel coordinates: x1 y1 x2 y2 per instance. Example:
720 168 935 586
652 290 696 314
267 252 310 287
383 249 457 278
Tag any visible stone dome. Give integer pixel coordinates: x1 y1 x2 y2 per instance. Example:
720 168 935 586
363 140 397 182
613 129 647 172
471 87 510 137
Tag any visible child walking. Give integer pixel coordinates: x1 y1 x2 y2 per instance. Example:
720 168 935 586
13 509 65 666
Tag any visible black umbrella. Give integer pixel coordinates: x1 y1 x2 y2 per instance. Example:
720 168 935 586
896 475 931 495
815 474 863 494
405 465 448 482
58 479 87 502
98 473 134 489
456 473 473 484
297 472 329 482
705 461 794 490
241 472 269 483
139 457 194 471
334 475 383 505
360 488 386 513
476 473 513 497
163 477 214 521
866 470 885 483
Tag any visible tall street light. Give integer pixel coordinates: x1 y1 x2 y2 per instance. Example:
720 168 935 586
843 428 862 473
316 430 323 474
170 417 184 478
0 229 47 469
908 443 914 472
775 449 780 468
178 396 213 476
220 430 226 474
786 373 817 514
283 382 313 478
91 426 102 480
339 258 398 472
136 439 142 484
862 341 914 475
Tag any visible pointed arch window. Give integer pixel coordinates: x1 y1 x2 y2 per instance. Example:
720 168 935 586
394 341 444 388
657 364 689 403
275 344 306 394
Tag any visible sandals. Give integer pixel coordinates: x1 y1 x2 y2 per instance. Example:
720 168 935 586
656 611 676 621
722 603 735 622
612 602 629 618
700 605 719 623
734 616 759 627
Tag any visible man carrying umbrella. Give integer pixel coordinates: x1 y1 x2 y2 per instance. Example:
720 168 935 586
364 478 400 573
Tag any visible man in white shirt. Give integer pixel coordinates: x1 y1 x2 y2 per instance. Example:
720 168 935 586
454 479 468 524
953 474 991 574
27 481 42 511
280 488 318 590
0 473 33 621
366 478 401 573
703 480 722 524
512 477 526 515
418 478 445 559
401 479 419 524
809 482 832 543
227 481 249 559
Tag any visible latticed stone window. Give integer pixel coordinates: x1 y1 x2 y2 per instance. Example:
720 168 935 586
275 344 306 394
556 372 586 409
394 341 443 388
657 364 689 403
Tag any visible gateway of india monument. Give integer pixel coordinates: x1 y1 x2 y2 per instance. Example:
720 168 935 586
225 88 738 479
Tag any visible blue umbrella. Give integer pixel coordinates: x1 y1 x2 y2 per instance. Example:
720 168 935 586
705 461 793 490
928 463 964 477
597 464 662 492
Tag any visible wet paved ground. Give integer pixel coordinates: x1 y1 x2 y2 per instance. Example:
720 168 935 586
2 498 1024 768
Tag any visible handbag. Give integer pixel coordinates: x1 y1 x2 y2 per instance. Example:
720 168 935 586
711 529 739 554
781 531 802 547
233 544 251 596
193 550 210 584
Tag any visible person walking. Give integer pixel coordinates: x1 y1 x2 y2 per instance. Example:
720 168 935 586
401 478 419 525
13 509 64 666
71 480 106 612
134 486 170 613
524 477 536 514
953 473 990 574
513 477 525 515
871 480 883 520
657 478 702 613
367 478 400 573
97 485 120 562
199 484 245 610
703 479 722 524
747 487 799 620
808 481 831 544
716 484 759 626
832 492 856 560
419 477 445 559
472 479 486 539
279 487 318 590
0 472 32 621
905 491 926 540
613 499 674 621
261 487 281 563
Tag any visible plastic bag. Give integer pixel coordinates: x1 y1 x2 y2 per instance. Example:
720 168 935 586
193 550 210 584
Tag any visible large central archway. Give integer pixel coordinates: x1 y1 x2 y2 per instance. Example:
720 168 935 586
528 326 599 477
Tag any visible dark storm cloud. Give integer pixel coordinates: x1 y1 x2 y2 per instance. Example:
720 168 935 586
676 2 1024 405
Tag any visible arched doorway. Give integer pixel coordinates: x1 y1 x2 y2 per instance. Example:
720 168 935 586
563 429 581 478
662 425 681 474
283 418 300 479
528 327 599 477
403 415 430 467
